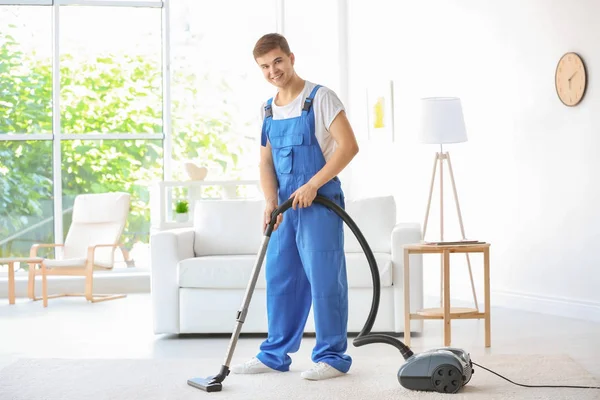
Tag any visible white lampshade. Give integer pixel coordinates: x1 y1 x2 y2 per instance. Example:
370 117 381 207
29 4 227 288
418 97 468 144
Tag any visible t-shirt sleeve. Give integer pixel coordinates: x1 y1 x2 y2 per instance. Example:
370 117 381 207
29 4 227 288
319 88 345 131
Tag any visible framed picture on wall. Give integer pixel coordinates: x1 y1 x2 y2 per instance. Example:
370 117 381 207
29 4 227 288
366 80 394 142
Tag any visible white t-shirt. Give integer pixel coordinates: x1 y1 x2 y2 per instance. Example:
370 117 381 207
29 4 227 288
260 80 345 162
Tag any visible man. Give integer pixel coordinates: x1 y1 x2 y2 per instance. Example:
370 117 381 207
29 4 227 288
231 33 359 381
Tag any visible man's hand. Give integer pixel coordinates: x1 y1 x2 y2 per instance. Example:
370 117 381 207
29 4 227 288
264 198 282 232
290 182 318 210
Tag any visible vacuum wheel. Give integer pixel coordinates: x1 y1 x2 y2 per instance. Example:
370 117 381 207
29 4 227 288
431 364 462 394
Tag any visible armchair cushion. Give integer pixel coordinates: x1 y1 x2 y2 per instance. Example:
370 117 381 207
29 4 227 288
71 192 130 224
43 258 87 268
43 258 112 269
63 192 130 266
63 222 122 263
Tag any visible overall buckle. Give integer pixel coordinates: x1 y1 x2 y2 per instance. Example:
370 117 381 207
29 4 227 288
302 98 313 112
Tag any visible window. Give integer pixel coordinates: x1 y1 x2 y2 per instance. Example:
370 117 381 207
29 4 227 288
60 6 162 134
1 6 54 262
0 2 163 269
58 5 164 267
169 0 277 181
0 141 54 258
60 139 163 259
1 0 345 277
0 5 52 135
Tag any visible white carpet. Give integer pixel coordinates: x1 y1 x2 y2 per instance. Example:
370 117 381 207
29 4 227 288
0 354 598 400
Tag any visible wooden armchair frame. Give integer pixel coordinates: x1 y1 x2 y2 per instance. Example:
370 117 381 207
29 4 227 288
28 243 132 307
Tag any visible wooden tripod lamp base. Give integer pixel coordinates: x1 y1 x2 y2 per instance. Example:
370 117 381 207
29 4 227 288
422 150 479 311
417 96 478 311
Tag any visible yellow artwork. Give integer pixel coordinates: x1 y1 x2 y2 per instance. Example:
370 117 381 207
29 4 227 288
373 97 385 129
366 81 394 142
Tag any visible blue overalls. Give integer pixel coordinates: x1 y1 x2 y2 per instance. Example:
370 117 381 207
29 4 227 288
255 85 352 374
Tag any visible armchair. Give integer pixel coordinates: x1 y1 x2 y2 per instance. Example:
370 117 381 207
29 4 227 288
28 192 132 307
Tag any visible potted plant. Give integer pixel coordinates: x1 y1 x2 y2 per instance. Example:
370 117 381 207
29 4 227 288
174 200 189 223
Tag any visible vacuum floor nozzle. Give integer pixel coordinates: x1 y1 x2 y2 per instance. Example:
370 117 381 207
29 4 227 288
188 365 229 392
187 376 223 392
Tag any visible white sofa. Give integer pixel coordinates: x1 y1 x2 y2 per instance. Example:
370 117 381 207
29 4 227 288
150 195 424 335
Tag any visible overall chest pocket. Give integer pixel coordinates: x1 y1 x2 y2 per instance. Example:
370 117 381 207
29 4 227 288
269 133 303 175
275 147 293 174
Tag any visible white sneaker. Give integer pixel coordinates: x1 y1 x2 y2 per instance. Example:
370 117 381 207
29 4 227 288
301 362 345 380
230 357 278 374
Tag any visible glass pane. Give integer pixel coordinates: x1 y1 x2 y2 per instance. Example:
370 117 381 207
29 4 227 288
169 0 277 181
285 1 341 95
0 6 52 135
0 141 54 261
61 139 163 268
60 6 162 134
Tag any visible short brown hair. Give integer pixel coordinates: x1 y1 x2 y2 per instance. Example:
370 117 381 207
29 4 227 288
253 33 291 59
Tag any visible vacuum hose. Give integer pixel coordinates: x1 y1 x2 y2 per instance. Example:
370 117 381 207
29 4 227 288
266 195 414 360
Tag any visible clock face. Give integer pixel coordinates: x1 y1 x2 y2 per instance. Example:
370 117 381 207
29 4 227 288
555 52 587 106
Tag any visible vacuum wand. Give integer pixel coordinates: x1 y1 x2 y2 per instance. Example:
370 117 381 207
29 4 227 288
187 197 294 392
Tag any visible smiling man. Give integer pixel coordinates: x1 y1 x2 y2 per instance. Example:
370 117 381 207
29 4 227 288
230 33 360 381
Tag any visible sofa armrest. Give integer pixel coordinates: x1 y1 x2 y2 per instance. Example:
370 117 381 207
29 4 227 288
390 223 424 333
150 228 195 334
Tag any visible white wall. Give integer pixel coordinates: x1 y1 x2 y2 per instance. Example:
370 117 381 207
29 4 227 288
345 0 600 321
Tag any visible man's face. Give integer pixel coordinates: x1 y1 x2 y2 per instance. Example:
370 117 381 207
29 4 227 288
256 48 295 88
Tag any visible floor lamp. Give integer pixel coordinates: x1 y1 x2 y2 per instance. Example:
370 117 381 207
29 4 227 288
418 97 479 311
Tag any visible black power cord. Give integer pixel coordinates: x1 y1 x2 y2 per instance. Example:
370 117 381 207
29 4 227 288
473 361 600 390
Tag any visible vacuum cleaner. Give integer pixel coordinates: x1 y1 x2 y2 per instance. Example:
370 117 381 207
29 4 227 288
187 195 600 394
186 194 471 393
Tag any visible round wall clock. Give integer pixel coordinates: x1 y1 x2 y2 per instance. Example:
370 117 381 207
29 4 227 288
555 52 587 107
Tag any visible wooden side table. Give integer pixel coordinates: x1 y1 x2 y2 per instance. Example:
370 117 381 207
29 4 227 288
0 257 43 304
403 243 491 347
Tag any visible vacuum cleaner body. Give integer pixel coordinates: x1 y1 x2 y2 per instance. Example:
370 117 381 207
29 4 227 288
398 347 473 394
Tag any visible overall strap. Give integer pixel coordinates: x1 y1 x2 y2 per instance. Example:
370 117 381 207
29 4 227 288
261 97 274 146
301 84 321 116
302 85 322 145
264 97 274 119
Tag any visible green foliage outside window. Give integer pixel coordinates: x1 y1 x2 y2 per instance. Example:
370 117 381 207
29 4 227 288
0 28 251 258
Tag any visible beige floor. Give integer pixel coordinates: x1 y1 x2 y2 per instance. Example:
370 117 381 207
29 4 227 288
1 293 599 384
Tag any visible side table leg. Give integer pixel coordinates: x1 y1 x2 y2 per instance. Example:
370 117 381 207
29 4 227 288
443 250 451 346
484 247 491 347
404 249 411 346
8 261 15 305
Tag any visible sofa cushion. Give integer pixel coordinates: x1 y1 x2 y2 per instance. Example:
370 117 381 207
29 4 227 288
346 252 392 287
179 255 262 288
191 196 396 256
177 252 392 289
343 196 396 253
193 199 265 256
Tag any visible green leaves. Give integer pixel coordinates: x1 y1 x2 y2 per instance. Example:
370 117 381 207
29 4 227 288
0 27 246 257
